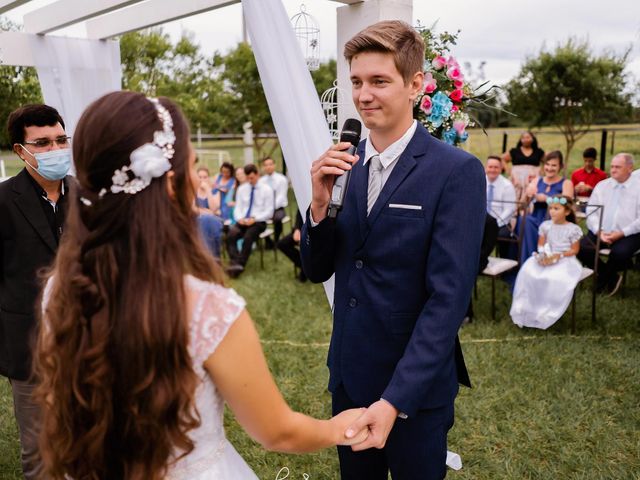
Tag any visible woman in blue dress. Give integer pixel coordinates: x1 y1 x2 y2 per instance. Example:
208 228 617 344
521 151 574 259
212 162 236 221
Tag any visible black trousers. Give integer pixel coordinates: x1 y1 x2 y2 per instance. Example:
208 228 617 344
226 221 266 266
467 214 499 318
271 207 287 244
332 383 454 480
276 232 301 269
578 231 640 287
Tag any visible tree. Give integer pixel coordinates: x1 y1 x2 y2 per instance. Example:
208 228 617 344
0 17 43 147
213 42 277 159
505 38 633 159
310 59 336 97
119 29 238 133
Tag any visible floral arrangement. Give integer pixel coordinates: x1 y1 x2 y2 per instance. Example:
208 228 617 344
414 27 499 147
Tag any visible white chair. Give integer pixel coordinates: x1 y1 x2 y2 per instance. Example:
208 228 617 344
481 257 519 320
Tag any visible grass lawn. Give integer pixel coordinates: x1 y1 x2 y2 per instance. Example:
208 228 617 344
1 244 638 479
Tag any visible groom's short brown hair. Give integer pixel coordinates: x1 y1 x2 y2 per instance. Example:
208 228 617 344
343 20 425 85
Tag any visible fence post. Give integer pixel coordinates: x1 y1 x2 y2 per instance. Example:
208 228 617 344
0 158 5 178
599 129 607 171
610 130 615 155
502 132 508 153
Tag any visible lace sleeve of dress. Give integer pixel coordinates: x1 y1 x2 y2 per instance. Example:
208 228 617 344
188 279 246 375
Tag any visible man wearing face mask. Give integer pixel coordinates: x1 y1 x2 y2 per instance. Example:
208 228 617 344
0 104 72 479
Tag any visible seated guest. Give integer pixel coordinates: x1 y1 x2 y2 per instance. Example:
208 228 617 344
277 211 305 282
225 164 274 276
212 162 235 221
578 153 640 296
486 155 517 246
521 151 574 259
196 166 221 214
571 147 607 197
511 196 583 329
258 157 289 247
465 156 517 322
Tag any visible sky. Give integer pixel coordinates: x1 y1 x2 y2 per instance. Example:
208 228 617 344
5 0 640 88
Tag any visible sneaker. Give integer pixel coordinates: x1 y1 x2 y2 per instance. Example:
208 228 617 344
606 274 623 297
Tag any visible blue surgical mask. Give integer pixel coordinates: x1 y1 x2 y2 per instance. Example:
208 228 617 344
21 146 72 181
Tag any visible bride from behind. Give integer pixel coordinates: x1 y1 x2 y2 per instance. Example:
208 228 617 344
34 91 366 480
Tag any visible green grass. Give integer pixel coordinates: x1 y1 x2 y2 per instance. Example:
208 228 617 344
3 248 638 479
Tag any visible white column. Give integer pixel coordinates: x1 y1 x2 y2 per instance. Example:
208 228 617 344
336 0 413 129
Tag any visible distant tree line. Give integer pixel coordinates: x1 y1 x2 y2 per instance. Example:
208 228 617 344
1 20 637 157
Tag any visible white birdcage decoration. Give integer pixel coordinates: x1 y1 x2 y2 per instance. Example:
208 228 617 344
320 80 348 140
290 4 320 71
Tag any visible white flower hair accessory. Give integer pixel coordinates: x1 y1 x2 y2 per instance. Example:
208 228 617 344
98 97 175 197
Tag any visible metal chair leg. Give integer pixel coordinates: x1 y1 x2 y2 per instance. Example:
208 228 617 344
571 290 576 334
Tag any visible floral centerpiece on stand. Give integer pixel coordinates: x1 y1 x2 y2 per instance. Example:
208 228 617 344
414 27 501 148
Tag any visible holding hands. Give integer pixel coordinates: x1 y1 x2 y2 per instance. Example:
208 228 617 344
343 399 399 451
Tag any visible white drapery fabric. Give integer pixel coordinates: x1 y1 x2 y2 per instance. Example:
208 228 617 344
29 35 122 136
242 0 335 299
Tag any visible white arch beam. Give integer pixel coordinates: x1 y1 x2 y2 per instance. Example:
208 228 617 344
0 0 29 15
23 0 145 35
85 0 241 40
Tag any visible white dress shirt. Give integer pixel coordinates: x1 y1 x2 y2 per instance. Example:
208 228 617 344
310 120 417 226
258 172 289 210
587 176 640 237
233 181 275 223
363 120 418 190
486 174 517 227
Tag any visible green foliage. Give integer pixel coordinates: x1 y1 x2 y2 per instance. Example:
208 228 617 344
310 59 337 97
213 42 277 158
0 17 43 148
505 38 633 158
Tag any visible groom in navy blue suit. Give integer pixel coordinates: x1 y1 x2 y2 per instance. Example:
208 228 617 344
300 20 485 479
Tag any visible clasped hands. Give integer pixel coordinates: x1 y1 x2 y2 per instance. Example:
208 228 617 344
332 399 399 450
599 230 624 244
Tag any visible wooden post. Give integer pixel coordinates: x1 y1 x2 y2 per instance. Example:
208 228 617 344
502 132 508 153
599 129 607 171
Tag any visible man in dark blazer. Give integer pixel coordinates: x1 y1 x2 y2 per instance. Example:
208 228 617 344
0 104 71 479
300 21 485 480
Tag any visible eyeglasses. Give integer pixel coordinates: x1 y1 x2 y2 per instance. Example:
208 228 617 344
23 136 71 149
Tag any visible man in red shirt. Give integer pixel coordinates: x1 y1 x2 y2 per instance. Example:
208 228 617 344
571 147 607 197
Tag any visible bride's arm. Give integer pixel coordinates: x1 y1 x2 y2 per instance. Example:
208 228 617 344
203 310 367 453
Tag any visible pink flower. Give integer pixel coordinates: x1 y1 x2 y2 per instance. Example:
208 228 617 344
454 79 465 89
451 105 459 112
449 89 464 102
423 72 437 94
431 55 447 70
453 120 467 135
420 95 433 114
446 66 463 81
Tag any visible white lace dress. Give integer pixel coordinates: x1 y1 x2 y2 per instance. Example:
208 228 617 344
510 221 583 330
166 275 258 479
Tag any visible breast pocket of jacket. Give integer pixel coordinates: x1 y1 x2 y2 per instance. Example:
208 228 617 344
383 203 425 219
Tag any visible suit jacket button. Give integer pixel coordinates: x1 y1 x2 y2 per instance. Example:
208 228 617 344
349 298 357 308
355 260 363 269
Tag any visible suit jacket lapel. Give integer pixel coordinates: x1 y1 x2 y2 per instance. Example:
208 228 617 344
12 169 57 253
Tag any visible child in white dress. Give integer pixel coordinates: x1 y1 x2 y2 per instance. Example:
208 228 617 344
511 195 583 329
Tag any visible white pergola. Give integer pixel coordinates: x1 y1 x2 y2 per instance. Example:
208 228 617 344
0 0 413 296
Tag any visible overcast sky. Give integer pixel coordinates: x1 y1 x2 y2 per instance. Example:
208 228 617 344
5 0 640 88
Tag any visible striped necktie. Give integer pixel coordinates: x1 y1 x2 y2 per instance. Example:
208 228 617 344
367 155 383 215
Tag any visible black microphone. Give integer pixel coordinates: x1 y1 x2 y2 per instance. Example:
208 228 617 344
327 119 361 218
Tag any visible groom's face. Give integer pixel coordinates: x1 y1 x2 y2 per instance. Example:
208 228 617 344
350 51 422 138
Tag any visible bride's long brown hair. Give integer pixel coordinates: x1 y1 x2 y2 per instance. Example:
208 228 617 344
33 91 224 480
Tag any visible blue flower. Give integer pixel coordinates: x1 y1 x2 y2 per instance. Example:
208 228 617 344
427 91 453 128
459 131 469 143
443 128 458 145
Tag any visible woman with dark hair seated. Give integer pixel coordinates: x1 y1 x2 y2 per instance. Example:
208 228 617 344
520 151 574 259
34 91 367 480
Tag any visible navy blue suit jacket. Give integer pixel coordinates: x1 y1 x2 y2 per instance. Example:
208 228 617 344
300 124 486 417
